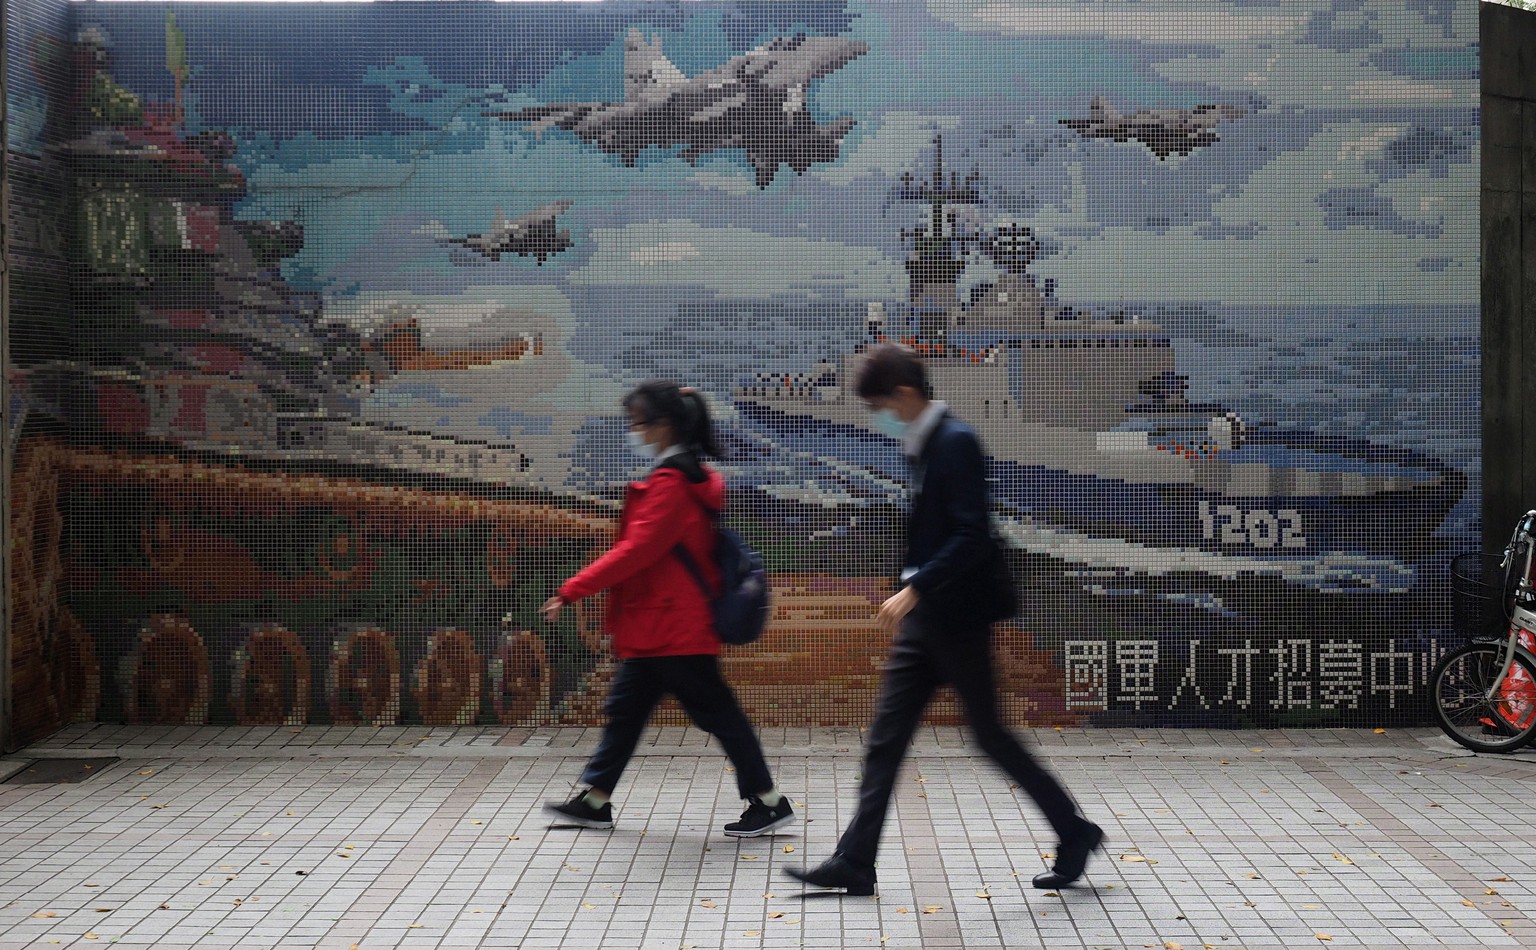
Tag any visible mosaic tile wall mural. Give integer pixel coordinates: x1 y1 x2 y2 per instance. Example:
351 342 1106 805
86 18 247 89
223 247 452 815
5 1 1479 738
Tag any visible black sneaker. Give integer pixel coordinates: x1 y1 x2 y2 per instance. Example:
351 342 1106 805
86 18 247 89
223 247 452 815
543 793 614 829
724 796 796 837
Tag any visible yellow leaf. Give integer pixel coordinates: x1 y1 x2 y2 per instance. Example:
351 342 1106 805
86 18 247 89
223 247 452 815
1373 728 1386 734
915 777 928 783
1121 854 1147 863
409 923 423 929
975 890 991 899
31 912 57 918
1246 873 1260 879
701 901 717 909
1332 853 1354 865
581 902 595 910
337 853 350 859
84 935 98 941
896 907 909 914
1165 942 1184 950
782 845 794 853
923 905 943 914
744 932 760 938
1462 901 1476 907
768 912 785 919
1491 876 1511 882
509 835 520 840
1487 889 1501 895
470 820 482 825
740 855 758 861
1315 935 1332 942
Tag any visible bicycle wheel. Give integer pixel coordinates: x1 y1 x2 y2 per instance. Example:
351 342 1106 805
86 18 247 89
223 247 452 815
1430 642 1536 753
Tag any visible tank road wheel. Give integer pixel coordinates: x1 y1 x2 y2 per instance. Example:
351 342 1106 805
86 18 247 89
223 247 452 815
231 625 312 726
328 628 401 726
123 615 211 724
490 629 552 726
53 609 102 723
414 629 482 726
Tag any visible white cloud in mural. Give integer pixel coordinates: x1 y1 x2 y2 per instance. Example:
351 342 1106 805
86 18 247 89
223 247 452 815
928 0 1308 42
815 111 960 185
1027 125 1475 307
569 219 904 299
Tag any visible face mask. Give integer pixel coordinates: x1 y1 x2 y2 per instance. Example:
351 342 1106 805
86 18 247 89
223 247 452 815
626 429 659 459
872 408 908 439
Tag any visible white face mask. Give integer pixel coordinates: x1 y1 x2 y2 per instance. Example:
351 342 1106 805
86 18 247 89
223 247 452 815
626 429 659 459
872 408 908 439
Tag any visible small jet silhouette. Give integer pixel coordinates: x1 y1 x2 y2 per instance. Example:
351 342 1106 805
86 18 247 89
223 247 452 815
487 28 868 187
1059 96 1246 159
429 201 574 263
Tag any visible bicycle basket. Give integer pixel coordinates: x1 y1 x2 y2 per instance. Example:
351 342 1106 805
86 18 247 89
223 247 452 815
1451 552 1511 641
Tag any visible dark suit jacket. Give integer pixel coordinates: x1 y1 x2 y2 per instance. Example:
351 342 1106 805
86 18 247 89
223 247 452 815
904 410 1010 632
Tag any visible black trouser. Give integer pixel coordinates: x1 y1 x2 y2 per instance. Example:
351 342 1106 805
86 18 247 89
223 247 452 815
836 616 1084 867
580 654 775 799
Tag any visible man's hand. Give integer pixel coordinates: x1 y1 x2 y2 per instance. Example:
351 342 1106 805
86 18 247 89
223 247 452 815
540 595 565 623
876 585 918 634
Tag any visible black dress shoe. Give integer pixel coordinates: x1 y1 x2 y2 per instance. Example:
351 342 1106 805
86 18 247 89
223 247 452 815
1031 822 1105 888
784 854 877 896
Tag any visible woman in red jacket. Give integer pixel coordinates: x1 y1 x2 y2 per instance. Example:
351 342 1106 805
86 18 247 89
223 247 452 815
539 380 794 838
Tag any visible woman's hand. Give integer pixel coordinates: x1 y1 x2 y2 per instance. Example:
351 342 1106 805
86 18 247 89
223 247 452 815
876 585 918 634
540 595 565 623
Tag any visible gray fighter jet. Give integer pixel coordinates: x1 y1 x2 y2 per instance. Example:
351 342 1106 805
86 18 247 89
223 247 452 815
487 28 868 188
430 201 574 263
1059 96 1246 159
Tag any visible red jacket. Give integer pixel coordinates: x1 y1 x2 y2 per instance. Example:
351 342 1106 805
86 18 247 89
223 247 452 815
558 457 723 658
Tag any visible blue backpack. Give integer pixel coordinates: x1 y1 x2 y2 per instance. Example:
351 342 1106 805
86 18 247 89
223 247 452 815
672 506 772 646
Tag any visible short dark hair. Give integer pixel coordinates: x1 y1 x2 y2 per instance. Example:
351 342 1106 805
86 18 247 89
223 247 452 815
854 343 930 400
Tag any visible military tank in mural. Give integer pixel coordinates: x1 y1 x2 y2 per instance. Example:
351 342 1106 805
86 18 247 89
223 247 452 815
9 22 621 739
734 138 1466 595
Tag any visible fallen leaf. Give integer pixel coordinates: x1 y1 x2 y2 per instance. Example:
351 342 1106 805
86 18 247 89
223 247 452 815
1332 853 1354 865
581 902 595 910
509 836 520 841
1121 854 1147 863
975 890 991 899
1462 901 1476 907
915 777 927 783
1487 889 1501 895
1165 942 1184 950
768 912 784 919
744 931 760 938
923 905 943 914
1491 876 1511 882
83 935 97 941
409 922 424 928
700 901 717 909
896 907 909 914
782 845 794 853
1315 935 1331 942
470 820 482 825
31 912 57 918
157 905 169 911
740 855 758 861
1373 728 1386 734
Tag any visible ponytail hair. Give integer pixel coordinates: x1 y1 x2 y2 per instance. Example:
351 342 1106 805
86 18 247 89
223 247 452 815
624 380 723 459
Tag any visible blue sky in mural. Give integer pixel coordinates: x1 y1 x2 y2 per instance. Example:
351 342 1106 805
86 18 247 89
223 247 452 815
64 0 1478 316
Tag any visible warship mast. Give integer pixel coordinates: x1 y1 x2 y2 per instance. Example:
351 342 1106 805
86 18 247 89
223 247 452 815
897 136 980 346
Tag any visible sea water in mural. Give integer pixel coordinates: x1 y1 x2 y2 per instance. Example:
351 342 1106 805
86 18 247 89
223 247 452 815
6 1 1478 729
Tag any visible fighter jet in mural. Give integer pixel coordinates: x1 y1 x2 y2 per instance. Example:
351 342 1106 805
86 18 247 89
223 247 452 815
486 28 869 188
424 201 574 263
1059 96 1246 159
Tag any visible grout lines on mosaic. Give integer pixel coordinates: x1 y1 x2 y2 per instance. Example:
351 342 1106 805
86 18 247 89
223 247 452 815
4 1 1480 740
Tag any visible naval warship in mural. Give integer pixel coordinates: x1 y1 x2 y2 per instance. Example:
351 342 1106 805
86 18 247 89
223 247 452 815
734 138 1466 595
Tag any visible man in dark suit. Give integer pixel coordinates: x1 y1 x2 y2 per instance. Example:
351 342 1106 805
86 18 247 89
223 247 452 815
786 343 1103 896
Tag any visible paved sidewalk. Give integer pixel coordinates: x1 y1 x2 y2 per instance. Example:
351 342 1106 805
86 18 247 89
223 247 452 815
0 725 1533 949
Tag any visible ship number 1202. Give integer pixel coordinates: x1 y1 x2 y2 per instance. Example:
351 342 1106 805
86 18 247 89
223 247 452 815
1198 501 1307 549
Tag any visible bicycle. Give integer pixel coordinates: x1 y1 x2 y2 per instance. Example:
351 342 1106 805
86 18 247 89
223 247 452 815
1430 510 1536 752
